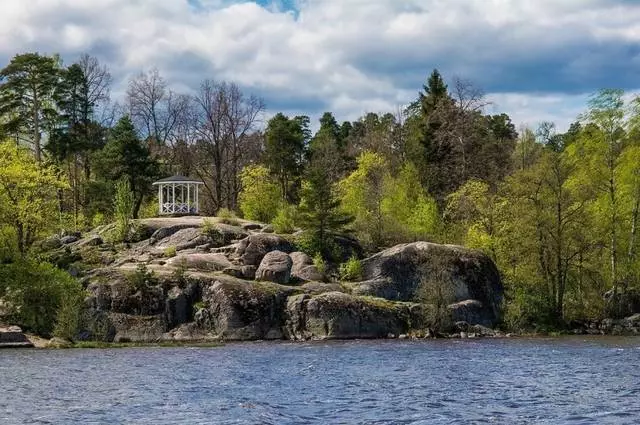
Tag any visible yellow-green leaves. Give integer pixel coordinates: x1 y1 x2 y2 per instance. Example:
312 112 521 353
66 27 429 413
239 164 282 223
0 142 67 254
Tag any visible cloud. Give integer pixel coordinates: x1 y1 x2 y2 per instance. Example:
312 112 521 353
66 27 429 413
1 0 639 130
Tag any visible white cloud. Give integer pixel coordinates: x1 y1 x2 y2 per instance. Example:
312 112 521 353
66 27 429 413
1 0 639 129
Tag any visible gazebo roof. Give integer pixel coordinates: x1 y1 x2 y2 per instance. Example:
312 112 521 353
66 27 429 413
152 175 204 185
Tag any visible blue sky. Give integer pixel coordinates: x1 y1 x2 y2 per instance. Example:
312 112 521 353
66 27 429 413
1 0 639 131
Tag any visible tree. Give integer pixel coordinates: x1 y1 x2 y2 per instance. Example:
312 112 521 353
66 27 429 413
92 116 159 218
127 68 189 150
192 80 264 213
238 165 282 223
298 137 353 258
0 142 66 254
339 151 390 247
0 53 62 162
264 113 305 201
567 89 627 296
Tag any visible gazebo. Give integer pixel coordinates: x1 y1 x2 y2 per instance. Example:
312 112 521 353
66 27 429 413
152 175 204 215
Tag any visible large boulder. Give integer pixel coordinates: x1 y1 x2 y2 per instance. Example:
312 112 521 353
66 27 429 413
195 277 296 340
289 251 325 282
255 251 293 284
108 313 166 342
166 253 232 272
350 242 503 326
284 292 422 340
154 227 210 251
235 234 294 266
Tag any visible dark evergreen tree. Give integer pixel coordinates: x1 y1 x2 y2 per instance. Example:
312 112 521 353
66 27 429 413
264 113 305 202
93 116 159 218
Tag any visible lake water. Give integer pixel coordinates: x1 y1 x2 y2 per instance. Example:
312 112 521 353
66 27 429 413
1 337 639 424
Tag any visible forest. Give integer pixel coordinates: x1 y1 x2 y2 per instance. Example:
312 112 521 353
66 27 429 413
0 51 639 335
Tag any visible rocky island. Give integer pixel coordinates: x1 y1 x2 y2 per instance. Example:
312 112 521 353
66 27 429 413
13 216 503 345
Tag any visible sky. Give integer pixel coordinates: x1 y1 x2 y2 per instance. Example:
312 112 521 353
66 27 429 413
1 0 639 131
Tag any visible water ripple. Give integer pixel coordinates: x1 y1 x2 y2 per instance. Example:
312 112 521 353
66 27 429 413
0 337 639 424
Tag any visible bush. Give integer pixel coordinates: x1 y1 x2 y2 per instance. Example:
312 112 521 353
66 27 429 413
127 264 158 292
339 256 362 281
202 219 225 245
164 246 177 258
217 208 240 226
272 204 298 234
0 260 85 337
313 252 326 274
114 179 135 242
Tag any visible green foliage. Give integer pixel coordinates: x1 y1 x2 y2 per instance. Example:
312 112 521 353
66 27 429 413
272 204 298 234
239 165 282 223
114 178 135 242
92 116 159 218
217 208 240 226
339 256 362 281
313 252 326 274
0 260 84 337
0 142 67 253
164 246 177 258
0 53 61 162
126 263 158 292
298 141 353 258
264 113 306 201
202 218 225 245
340 155 439 247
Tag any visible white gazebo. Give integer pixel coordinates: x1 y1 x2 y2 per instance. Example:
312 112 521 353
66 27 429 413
152 175 204 215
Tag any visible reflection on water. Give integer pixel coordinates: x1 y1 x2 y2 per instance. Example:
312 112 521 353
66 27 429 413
1 337 639 424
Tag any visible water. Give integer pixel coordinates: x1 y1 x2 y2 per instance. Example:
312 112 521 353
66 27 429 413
1 337 639 424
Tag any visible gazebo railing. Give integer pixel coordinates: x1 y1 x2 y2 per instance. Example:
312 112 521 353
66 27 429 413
161 202 197 214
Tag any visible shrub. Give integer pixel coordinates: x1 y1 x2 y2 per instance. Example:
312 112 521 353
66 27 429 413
313 252 326 274
164 246 177 258
0 260 85 337
127 264 158 292
272 204 298 234
202 219 225 245
217 208 240 226
339 256 362 281
114 179 135 242
171 258 190 288
91 212 108 228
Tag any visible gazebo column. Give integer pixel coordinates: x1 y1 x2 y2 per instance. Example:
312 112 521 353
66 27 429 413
172 183 176 214
195 185 199 213
158 184 162 214
187 184 191 213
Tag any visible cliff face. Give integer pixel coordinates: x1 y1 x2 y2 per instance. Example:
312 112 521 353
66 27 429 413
47 217 505 342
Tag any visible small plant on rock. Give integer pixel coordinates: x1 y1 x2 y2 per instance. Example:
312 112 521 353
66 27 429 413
339 256 363 281
127 263 158 292
313 252 326 274
202 219 225 245
164 246 177 258
217 208 240 226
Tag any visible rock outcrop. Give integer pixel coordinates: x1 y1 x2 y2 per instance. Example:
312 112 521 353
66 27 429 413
284 292 423 340
39 217 505 343
350 242 503 327
195 278 296 340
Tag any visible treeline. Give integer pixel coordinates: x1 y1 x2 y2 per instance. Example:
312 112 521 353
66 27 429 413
1 51 639 332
